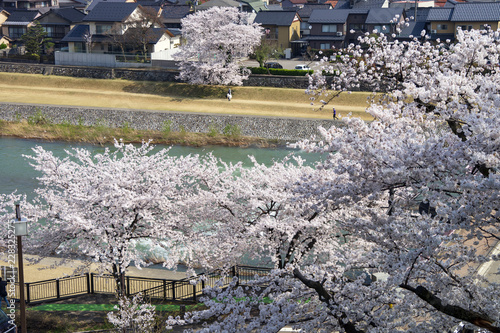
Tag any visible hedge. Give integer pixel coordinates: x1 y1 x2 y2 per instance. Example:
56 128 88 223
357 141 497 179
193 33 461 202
248 67 314 76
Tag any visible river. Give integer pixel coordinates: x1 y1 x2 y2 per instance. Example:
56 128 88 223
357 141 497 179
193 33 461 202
0 137 322 199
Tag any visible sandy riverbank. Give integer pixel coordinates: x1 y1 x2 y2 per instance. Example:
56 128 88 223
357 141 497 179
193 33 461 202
0 254 189 283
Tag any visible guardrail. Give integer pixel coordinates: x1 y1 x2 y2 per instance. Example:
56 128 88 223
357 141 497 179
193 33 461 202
10 265 271 304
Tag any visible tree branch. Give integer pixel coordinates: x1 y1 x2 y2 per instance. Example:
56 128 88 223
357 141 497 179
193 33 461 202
399 284 500 332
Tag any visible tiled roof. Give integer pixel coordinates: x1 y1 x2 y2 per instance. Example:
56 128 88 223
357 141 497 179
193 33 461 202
254 10 299 26
4 9 40 24
334 0 350 9
83 2 138 22
365 8 403 24
298 4 331 19
451 2 500 22
398 21 426 37
308 9 367 24
124 27 169 42
61 24 89 42
352 0 386 9
86 0 128 12
163 0 192 5
427 7 453 21
38 7 86 23
160 5 191 20
196 0 240 9
241 0 267 12
266 4 283 10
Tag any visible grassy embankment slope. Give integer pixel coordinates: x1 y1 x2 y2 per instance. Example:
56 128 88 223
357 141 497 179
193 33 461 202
0 72 373 145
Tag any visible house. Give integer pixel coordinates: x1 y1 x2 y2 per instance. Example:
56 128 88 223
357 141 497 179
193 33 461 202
0 34 11 46
397 7 430 41
36 7 85 51
304 9 367 49
84 0 133 13
0 0 56 11
449 2 500 32
300 7 404 50
364 7 404 35
1 9 40 42
425 2 500 41
58 0 88 10
67 2 144 53
57 2 180 67
159 4 192 29
254 10 301 50
297 3 331 37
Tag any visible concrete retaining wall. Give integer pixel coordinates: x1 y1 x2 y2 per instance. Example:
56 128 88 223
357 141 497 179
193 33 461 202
0 102 336 142
0 62 310 88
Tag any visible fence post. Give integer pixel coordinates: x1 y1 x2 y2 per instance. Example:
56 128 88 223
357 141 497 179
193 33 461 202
25 283 30 304
163 280 166 300
126 276 130 297
86 273 90 294
172 281 175 300
193 284 196 303
90 273 94 294
56 279 60 299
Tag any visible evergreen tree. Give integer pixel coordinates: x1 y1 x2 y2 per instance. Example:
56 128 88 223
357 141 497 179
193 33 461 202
21 21 51 57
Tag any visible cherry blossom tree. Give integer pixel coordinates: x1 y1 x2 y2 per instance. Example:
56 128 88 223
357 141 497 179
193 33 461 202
174 7 262 86
0 141 224 296
169 28 500 332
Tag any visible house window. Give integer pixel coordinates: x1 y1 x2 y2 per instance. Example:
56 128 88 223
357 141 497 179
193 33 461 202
457 25 472 31
96 24 112 34
74 42 85 53
8 26 26 38
44 26 54 36
320 43 330 49
349 23 365 32
322 24 337 33
437 24 448 30
264 27 278 40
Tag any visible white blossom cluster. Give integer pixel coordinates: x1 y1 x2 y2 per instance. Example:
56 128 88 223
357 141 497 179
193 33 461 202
174 7 263 86
107 292 156 332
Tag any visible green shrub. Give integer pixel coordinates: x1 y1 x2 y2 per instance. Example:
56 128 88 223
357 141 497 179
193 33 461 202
121 121 132 133
27 109 51 125
179 125 186 136
207 124 219 137
223 124 241 137
162 120 172 136
0 43 7 50
93 118 109 131
77 116 85 127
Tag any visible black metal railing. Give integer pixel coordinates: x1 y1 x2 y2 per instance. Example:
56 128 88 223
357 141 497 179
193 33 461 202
11 265 271 304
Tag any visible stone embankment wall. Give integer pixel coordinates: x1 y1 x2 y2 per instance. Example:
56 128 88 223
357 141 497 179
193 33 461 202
0 103 336 142
0 62 310 88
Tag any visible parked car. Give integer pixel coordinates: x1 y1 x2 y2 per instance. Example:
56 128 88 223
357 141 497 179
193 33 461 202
264 62 283 69
295 64 310 70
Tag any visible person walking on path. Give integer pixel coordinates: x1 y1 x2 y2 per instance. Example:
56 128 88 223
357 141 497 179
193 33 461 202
227 88 232 101
333 107 337 120
0 277 8 307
